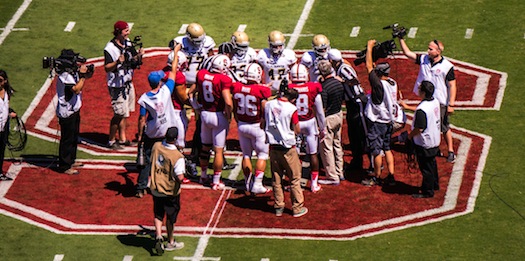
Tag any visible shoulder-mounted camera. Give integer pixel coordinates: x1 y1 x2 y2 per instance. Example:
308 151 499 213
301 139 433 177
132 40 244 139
122 35 143 69
43 49 94 77
353 23 407 66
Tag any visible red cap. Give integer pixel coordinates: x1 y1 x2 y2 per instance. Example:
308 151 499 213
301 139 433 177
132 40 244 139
114 20 128 31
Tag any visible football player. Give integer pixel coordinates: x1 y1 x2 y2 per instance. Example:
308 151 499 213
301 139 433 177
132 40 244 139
189 54 233 190
170 23 215 166
256 30 297 93
170 23 216 88
301 34 337 82
231 63 272 194
230 31 258 82
288 63 326 193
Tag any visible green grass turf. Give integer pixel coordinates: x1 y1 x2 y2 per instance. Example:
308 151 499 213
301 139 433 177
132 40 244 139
1 0 525 260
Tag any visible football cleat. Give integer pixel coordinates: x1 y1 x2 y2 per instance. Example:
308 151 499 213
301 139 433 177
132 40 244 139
212 182 225 190
251 184 271 194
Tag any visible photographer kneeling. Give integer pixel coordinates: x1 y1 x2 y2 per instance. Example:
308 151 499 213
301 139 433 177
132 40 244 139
55 49 93 175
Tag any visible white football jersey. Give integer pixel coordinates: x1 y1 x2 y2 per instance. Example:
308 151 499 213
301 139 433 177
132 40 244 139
173 35 216 84
231 47 257 82
257 48 297 91
300 49 337 82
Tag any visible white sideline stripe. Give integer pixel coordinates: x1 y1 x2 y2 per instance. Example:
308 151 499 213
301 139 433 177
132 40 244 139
286 0 315 49
261 259 270 261
128 23 134 30
453 66 490 106
53 254 64 261
0 0 32 45
408 27 418 38
64 21 75 32
445 56 507 110
237 24 247 32
122 255 133 261
349 26 360 37
178 24 188 34
0 125 491 240
465 28 474 39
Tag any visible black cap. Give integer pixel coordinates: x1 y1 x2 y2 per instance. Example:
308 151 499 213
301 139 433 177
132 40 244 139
165 127 178 142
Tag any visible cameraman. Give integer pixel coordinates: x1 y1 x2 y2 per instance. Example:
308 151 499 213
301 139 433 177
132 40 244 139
398 37 457 163
361 40 397 187
55 49 92 175
104 20 144 150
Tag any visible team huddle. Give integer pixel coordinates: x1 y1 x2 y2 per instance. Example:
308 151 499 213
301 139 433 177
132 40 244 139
144 23 350 195
48 20 458 252
132 21 457 192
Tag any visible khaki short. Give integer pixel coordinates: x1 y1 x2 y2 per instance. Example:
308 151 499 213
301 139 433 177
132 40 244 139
108 83 135 117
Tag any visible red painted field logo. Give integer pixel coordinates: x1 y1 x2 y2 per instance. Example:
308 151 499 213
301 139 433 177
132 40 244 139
0 49 503 240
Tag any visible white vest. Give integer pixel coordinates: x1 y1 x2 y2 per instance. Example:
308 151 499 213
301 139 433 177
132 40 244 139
264 99 297 148
413 55 454 106
104 40 134 87
137 84 177 139
56 72 82 118
0 91 9 131
365 78 397 124
413 99 441 149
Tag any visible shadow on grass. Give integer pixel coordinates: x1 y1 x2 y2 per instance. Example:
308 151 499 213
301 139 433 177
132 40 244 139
117 228 157 256
104 162 140 198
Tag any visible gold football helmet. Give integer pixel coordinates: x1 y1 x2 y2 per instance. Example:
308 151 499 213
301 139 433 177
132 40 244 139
268 30 285 55
312 34 330 56
231 31 250 56
186 23 206 46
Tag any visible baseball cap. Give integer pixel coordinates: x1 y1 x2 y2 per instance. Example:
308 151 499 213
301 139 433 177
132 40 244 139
375 62 390 75
148 70 164 87
165 127 178 142
114 20 128 31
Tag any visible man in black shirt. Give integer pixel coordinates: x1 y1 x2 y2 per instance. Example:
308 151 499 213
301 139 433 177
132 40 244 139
318 60 345 185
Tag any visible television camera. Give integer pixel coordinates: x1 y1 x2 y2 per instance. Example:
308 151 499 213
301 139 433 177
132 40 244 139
353 23 407 66
123 35 143 69
43 49 94 77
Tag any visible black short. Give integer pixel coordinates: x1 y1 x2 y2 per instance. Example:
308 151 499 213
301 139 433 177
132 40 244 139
153 195 181 224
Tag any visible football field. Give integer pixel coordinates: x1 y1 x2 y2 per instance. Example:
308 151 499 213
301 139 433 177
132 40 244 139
1 0 524 260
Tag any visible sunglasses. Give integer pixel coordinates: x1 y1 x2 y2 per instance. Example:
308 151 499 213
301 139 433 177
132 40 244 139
433 39 442 51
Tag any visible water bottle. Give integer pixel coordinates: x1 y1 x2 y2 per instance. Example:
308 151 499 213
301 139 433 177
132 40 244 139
136 142 146 169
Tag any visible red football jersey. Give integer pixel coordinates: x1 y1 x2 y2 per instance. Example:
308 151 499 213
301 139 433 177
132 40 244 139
196 69 233 112
289 82 322 121
231 82 272 123
161 68 187 110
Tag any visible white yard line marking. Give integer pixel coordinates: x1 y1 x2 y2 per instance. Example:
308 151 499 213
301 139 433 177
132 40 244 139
286 0 315 49
260 259 270 261
178 24 188 34
122 255 133 261
349 26 360 37
465 28 474 39
53 254 65 261
128 22 134 30
227 157 243 181
0 0 32 45
0 27 29 31
408 27 418 38
236 24 247 32
64 21 75 32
